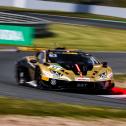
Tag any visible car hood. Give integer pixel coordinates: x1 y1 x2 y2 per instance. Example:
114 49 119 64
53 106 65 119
42 63 113 82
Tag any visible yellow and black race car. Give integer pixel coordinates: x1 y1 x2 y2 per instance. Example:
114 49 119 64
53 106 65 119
15 48 114 91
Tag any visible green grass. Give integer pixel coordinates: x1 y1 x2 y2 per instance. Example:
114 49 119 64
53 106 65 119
114 74 126 88
0 97 126 119
34 24 126 51
114 74 126 82
110 0 126 8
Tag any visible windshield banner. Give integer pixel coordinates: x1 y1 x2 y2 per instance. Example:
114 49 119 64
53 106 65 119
0 25 33 46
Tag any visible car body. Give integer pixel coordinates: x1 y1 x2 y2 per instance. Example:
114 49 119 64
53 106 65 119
15 48 114 91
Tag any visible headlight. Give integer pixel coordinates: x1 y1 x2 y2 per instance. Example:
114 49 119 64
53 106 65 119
99 72 113 80
107 72 113 78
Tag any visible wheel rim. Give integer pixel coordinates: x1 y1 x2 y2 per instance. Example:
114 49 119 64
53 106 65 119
18 71 25 84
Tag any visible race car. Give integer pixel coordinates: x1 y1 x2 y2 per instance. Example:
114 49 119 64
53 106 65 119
15 48 115 91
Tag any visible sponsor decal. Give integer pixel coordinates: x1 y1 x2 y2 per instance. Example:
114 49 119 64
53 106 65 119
43 71 53 78
49 64 62 71
0 25 33 46
49 53 57 58
50 79 57 86
50 70 63 79
77 83 88 88
0 30 24 41
75 77 90 81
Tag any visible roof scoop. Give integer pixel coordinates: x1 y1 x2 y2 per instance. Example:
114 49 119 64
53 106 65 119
102 62 108 68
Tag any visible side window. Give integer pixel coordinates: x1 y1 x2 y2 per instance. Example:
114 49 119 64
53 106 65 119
37 52 45 63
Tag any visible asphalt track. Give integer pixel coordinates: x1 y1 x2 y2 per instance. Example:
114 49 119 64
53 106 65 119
91 52 126 74
0 12 126 108
22 12 126 29
0 52 126 108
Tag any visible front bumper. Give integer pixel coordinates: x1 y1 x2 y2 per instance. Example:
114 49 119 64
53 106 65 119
51 79 114 90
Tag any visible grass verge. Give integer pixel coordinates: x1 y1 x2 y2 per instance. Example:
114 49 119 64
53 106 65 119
34 24 126 51
114 74 126 82
114 74 126 88
0 97 126 119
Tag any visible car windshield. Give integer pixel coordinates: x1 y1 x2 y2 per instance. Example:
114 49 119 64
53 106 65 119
47 52 100 65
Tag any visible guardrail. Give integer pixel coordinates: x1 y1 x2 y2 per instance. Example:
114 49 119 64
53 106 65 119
23 0 126 18
0 0 126 18
0 12 51 37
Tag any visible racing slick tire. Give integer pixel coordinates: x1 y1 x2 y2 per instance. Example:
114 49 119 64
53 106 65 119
16 66 31 86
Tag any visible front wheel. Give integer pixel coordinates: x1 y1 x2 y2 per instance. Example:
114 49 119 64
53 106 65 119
16 67 30 85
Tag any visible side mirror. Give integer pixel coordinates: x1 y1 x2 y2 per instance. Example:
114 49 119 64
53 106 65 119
102 62 108 68
30 59 37 64
43 63 50 66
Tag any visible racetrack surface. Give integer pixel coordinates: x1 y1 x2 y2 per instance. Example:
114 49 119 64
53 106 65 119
20 12 126 29
91 52 126 74
0 52 126 108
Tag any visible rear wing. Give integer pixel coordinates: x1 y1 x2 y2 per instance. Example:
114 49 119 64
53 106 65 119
17 47 46 52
